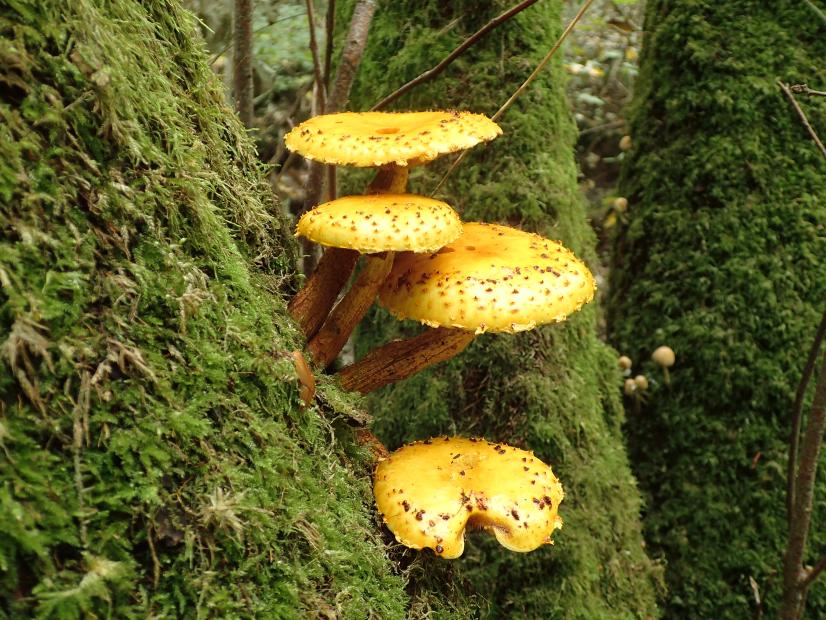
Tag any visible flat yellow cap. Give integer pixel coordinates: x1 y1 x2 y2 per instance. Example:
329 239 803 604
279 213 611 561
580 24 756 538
379 222 596 333
284 111 502 167
296 194 463 253
374 437 564 559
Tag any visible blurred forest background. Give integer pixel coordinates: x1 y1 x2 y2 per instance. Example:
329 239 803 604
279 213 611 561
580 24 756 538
0 0 824 618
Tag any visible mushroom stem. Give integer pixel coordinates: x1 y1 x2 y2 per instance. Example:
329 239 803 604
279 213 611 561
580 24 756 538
289 247 360 338
308 251 395 368
289 164 408 339
367 164 409 193
338 327 475 394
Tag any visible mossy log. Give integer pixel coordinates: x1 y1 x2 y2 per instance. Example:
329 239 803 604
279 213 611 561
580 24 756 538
0 2 425 617
610 2 826 618
346 1 663 617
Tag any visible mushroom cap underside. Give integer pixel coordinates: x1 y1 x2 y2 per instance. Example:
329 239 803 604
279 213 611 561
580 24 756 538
374 437 564 559
284 110 502 167
379 222 596 333
295 194 463 254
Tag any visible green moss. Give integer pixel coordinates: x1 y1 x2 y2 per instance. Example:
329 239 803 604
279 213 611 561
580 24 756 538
610 2 826 617
0 1 411 617
344 1 663 617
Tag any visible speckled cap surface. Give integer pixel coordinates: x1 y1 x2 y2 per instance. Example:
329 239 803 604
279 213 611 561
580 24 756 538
284 111 501 167
295 194 463 253
379 222 596 333
374 437 564 559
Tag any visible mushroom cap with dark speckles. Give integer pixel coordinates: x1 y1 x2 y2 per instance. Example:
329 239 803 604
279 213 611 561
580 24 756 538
374 437 564 559
379 222 596 333
295 194 463 253
284 111 501 167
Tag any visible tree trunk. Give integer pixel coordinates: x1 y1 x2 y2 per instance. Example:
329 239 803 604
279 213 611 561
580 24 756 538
609 2 826 618
0 2 408 616
346 1 662 617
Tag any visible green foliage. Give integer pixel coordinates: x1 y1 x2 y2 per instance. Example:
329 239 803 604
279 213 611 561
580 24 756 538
345 1 663 617
610 1 826 617
0 1 414 617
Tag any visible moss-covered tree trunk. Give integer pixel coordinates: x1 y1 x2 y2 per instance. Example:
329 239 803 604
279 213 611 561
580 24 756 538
346 1 662 617
609 2 826 618
0 2 421 617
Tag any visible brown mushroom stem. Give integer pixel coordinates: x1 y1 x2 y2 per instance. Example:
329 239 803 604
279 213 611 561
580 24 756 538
289 164 408 339
288 247 360 339
338 327 476 394
354 428 389 461
366 164 409 193
308 251 395 368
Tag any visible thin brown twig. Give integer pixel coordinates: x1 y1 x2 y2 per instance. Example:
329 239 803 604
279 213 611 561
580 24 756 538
790 84 826 98
778 81 826 160
432 0 596 194
802 553 826 589
371 0 541 111
788 308 826 523
305 0 326 112
803 0 826 26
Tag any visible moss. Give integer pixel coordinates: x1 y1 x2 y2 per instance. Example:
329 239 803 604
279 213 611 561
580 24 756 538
610 1 826 617
0 1 411 617
344 1 663 617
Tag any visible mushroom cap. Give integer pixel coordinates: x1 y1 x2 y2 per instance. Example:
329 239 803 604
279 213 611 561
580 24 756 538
379 222 596 333
284 111 502 167
295 194 463 254
651 345 675 367
374 437 564 559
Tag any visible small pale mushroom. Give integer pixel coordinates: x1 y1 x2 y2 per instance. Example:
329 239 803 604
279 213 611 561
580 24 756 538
651 345 676 384
284 111 501 340
374 437 564 559
338 222 595 393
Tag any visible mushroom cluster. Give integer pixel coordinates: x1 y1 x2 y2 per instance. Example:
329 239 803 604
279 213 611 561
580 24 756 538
283 110 594 560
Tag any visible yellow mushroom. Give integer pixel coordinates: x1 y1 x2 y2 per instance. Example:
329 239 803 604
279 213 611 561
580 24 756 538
339 223 595 393
374 437 564 559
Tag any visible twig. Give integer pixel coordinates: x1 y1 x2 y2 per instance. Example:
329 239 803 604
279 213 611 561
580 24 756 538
432 0 596 194
371 0 541 111
788 308 826 523
305 0 326 112
790 83 826 98
802 553 826 589
778 81 826 160
209 12 306 65
803 0 826 26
